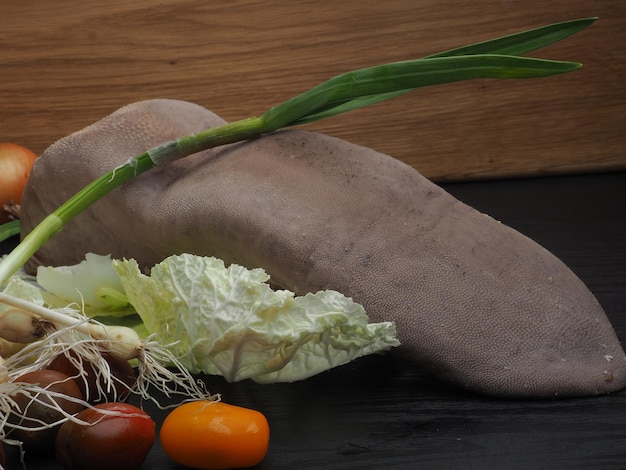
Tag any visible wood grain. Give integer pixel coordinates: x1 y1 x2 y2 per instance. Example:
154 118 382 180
2 0 625 181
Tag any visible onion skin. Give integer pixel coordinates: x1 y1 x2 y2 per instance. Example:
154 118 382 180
8 370 85 450
0 142 38 223
55 402 155 470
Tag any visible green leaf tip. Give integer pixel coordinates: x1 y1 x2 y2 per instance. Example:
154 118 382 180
267 17 596 128
428 17 597 59
0 220 20 244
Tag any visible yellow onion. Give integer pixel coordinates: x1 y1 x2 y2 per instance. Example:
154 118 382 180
0 142 38 223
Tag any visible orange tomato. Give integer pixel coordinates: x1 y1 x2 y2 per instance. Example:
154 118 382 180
160 400 270 470
0 142 38 223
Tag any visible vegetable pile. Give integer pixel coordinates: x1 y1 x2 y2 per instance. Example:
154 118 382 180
0 18 606 469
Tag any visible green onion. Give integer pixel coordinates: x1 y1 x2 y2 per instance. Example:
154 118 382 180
0 18 596 284
0 220 20 244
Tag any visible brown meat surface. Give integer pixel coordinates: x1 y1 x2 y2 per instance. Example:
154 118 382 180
20 99 626 397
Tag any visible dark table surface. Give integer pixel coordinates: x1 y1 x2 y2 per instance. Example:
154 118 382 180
3 171 625 470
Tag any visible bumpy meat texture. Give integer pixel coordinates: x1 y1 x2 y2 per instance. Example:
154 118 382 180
20 99 626 397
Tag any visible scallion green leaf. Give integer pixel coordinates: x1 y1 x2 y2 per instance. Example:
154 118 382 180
0 18 597 284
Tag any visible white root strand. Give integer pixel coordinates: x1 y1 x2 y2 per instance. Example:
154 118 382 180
0 357 7 384
0 292 216 406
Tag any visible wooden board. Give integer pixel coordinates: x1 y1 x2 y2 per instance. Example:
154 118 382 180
2 0 625 181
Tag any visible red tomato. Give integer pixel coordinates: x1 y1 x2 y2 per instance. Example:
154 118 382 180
0 142 38 223
160 400 270 470
9 370 85 450
48 352 136 404
55 402 155 470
